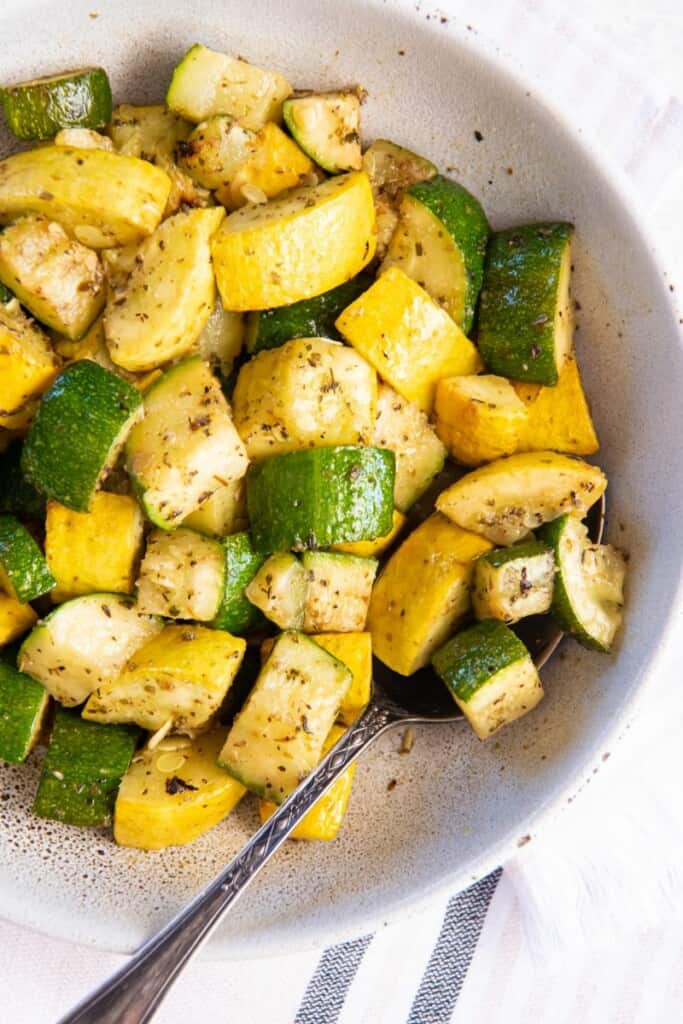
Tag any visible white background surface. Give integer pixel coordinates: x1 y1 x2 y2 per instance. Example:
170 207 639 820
1 1 682 1021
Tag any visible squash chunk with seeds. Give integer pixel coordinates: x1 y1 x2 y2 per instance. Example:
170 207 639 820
0 302 59 416
46 493 144 602
83 624 246 733
336 266 482 412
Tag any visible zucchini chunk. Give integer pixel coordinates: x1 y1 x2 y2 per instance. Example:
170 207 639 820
372 383 447 512
245 552 308 630
33 707 139 827
177 115 253 190
368 514 492 676
125 358 248 529
259 724 356 840
22 360 143 513
383 175 489 333
432 620 544 739
472 541 556 623
434 375 528 466
0 591 37 646
114 729 246 850
283 92 362 173
0 442 46 519
182 477 247 538
218 630 351 802
435 451 607 545
0 216 105 339
197 302 244 377
336 266 481 412
0 146 171 247
332 508 406 559
218 122 313 209
83 624 246 733
0 301 60 417
247 445 395 553
515 355 599 456
478 222 574 385
45 493 144 602
362 139 437 258
19 593 162 707
136 527 225 621
212 171 376 310
0 514 55 602
167 43 293 130
105 207 225 372
210 532 266 635
0 660 49 763
0 67 112 141
538 514 626 652
244 272 372 355
313 632 372 725
302 552 377 633
232 337 377 460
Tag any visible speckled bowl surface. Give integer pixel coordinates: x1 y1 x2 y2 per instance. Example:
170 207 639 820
0 0 681 960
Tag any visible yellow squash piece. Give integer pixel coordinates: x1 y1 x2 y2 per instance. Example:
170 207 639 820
313 632 373 726
0 590 37 645
212 171 376 310
182 478 247 538
0 216 105 339
114 730 246 850
332 509 406 559
515 355 599 455
336 266 482 412
45 493 144 602
0 146 171 247
0 301 59 416
368 514 493 676
434 374 528 466
436 451 607 545
105 207 225 372
0 399 39 433
232 337 377 460
216 122 313 209
83 624 246 733
259 724 356 840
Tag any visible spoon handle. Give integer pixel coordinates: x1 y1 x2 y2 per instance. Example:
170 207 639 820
58 702 397 1024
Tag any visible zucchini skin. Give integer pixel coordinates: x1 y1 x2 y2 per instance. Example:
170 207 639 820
33 707 139 827
0 514 55 601
0 660 48 763
245 271 373 354
0 443 46 519
432 618 529 702
479 539 551 569
247 446 395 553
405 175 489 334
211 532 267 635
477 222 573 385
0 67 112 141
22 360 142 512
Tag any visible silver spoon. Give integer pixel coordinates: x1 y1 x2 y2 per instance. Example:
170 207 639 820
58 492 604 1024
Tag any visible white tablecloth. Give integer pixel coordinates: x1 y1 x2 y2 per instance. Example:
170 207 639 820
2 2 682 1022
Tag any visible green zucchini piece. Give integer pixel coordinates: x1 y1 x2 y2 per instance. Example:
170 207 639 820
538 514 626 652
21 360 142 512
244 272 372 354
247 446 395 553
136 527 225 622
210 532 267 635
472 541 555 624
0 660 49 763
362 139 437 257
0 514 54 601
125 357 248 529
219 630 351 801
302 551 377 632
372 383 447 512
477 222 573 385
382 175 489 334
283 92 361 173
432 619 544 739
166 44 292 130
19 593 162 707
244 552 308 630
0 67 112 141
0 443 46 519
33 707 138 827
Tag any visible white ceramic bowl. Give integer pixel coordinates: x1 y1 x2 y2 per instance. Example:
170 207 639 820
0 0 681 959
